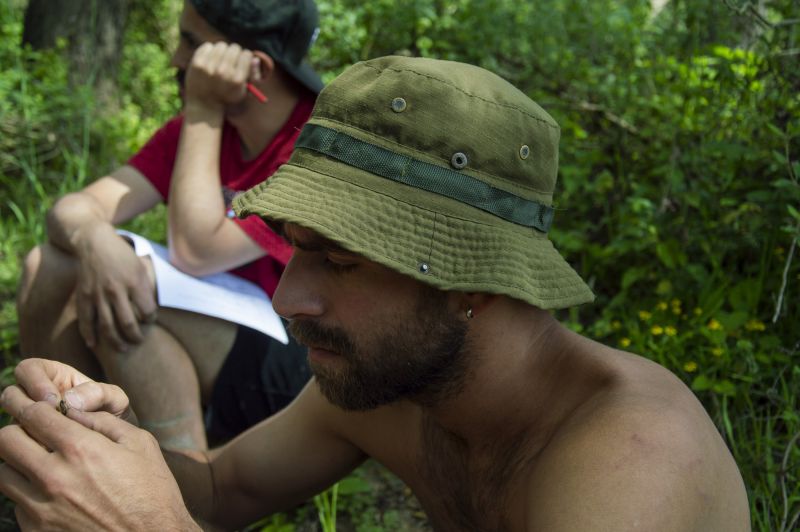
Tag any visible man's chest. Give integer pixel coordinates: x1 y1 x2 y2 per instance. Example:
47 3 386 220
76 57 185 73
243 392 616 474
355 415 530 531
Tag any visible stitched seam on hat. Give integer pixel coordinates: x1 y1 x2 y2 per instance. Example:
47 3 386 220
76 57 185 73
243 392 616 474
311 118 553 196
427 213 437 264
360 63 560 130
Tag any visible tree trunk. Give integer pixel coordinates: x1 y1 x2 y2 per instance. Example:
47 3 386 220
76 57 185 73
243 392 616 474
22 0 128 109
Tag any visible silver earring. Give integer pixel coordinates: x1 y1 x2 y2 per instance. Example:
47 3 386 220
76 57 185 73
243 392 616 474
466 308 474 319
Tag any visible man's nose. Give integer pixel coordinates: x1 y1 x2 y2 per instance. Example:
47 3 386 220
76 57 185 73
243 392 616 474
272 254 325 320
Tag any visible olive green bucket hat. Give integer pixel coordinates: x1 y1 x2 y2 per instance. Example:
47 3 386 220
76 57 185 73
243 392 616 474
234 56 594 309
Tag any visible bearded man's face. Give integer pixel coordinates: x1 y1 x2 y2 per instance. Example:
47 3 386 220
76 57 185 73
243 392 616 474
289 286 472 411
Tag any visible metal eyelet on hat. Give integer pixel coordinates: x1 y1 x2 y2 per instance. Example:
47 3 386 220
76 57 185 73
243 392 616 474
391 97 407 112
450 152 468 169
519 145 530 159
418 262 430 274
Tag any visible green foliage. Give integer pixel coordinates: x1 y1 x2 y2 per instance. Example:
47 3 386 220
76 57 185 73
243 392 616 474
1 0 799 530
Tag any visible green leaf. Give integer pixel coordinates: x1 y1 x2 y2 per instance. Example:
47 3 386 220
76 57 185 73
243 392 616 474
716 311 749 331
336 476 372 495
727 279 760 312
655 239 687 269
712 380 737 397
691 374 713 391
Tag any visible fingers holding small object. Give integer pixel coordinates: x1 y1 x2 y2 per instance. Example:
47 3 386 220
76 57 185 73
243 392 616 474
64 381 130 419
58 400 69 416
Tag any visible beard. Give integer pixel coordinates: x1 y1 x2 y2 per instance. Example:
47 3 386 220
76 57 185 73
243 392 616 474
288 287 473 411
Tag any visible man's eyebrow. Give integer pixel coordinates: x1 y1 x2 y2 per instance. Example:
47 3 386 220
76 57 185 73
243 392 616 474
282 228 355 255
292 238 352 254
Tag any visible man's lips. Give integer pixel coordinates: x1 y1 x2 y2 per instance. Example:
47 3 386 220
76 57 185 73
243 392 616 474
307 345 341 361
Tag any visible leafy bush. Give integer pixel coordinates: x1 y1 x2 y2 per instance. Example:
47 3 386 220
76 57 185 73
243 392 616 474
0 0 797 530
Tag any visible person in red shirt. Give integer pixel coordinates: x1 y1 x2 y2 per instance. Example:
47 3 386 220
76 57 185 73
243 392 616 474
15 0 321 451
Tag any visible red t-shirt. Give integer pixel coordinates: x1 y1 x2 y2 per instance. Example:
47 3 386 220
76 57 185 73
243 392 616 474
128 96 314 296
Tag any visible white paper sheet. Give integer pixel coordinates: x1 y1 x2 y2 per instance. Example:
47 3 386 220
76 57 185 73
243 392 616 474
118 230 288 344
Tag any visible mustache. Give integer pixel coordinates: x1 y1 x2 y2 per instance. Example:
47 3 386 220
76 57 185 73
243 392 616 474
288 320 356 358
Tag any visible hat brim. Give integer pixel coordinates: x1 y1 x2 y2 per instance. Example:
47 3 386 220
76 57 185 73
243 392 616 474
234 149 594 310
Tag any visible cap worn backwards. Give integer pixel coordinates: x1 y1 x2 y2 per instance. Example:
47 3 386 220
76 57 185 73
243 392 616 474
234 56 594 309
190 0 323 93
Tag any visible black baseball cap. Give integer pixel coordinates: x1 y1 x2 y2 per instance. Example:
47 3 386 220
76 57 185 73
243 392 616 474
190 0 323 94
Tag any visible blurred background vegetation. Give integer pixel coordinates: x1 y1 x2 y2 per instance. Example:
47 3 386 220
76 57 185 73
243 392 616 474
0 0 798 530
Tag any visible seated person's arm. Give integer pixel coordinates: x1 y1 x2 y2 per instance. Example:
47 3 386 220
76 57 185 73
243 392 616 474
168 381 367 530
166 43 267 277
45 166 163 349
46 165 162 253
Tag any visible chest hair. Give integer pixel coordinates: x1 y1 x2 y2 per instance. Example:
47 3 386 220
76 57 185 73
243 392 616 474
415 416 533 532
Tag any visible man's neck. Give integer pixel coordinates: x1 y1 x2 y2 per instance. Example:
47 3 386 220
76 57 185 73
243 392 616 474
420 305 615 454
227 81 303 161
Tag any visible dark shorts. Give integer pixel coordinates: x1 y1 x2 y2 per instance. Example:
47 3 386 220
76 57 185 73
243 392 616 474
205 324 311 445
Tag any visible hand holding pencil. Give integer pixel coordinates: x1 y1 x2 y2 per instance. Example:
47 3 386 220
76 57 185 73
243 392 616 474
184 41 267 112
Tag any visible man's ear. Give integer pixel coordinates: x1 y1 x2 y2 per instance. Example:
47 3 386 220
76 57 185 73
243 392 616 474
252 50 275 82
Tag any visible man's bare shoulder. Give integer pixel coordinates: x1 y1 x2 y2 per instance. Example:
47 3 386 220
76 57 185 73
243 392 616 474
525 350 750 531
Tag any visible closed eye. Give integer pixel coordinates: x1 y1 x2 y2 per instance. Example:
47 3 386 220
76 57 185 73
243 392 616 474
324 252 359 274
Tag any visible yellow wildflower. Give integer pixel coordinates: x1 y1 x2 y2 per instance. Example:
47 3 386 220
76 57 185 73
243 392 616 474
693 307 703 316
620 337 631 348
672 307 682 315
657 301 668 311
711 347 724 357
671 298 681 308
611 320 622 331
665 326 677 336
707 318 722 331
745 319 766 332
638 310 652 321
651 325 664 336
683 361 698 373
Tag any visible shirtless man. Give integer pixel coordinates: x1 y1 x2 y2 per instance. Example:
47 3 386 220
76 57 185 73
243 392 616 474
0 56 750 531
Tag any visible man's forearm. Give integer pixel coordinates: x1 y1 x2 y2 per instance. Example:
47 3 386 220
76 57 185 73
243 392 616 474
163 448 218 525
167 102 228 272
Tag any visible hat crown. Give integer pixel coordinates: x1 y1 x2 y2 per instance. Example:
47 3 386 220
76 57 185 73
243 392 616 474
190 0 322 92
311 56 560 206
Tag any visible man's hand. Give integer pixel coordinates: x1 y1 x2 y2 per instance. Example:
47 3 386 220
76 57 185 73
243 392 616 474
0 387 198 531
4 358 135 424
73 223 157 351
184 41 258 112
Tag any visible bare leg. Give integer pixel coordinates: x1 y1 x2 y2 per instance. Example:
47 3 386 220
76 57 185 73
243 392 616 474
18 242 237 451
94 308 236 451
16 243 102 379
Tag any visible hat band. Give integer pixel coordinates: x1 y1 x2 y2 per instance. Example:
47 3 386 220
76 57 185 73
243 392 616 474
295 124 554 232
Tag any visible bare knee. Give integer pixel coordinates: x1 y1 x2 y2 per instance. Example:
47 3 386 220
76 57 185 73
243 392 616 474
16 243 77 320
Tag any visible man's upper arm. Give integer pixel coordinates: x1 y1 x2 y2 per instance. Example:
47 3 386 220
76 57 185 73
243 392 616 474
206 381 366 529
82 165 163 224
